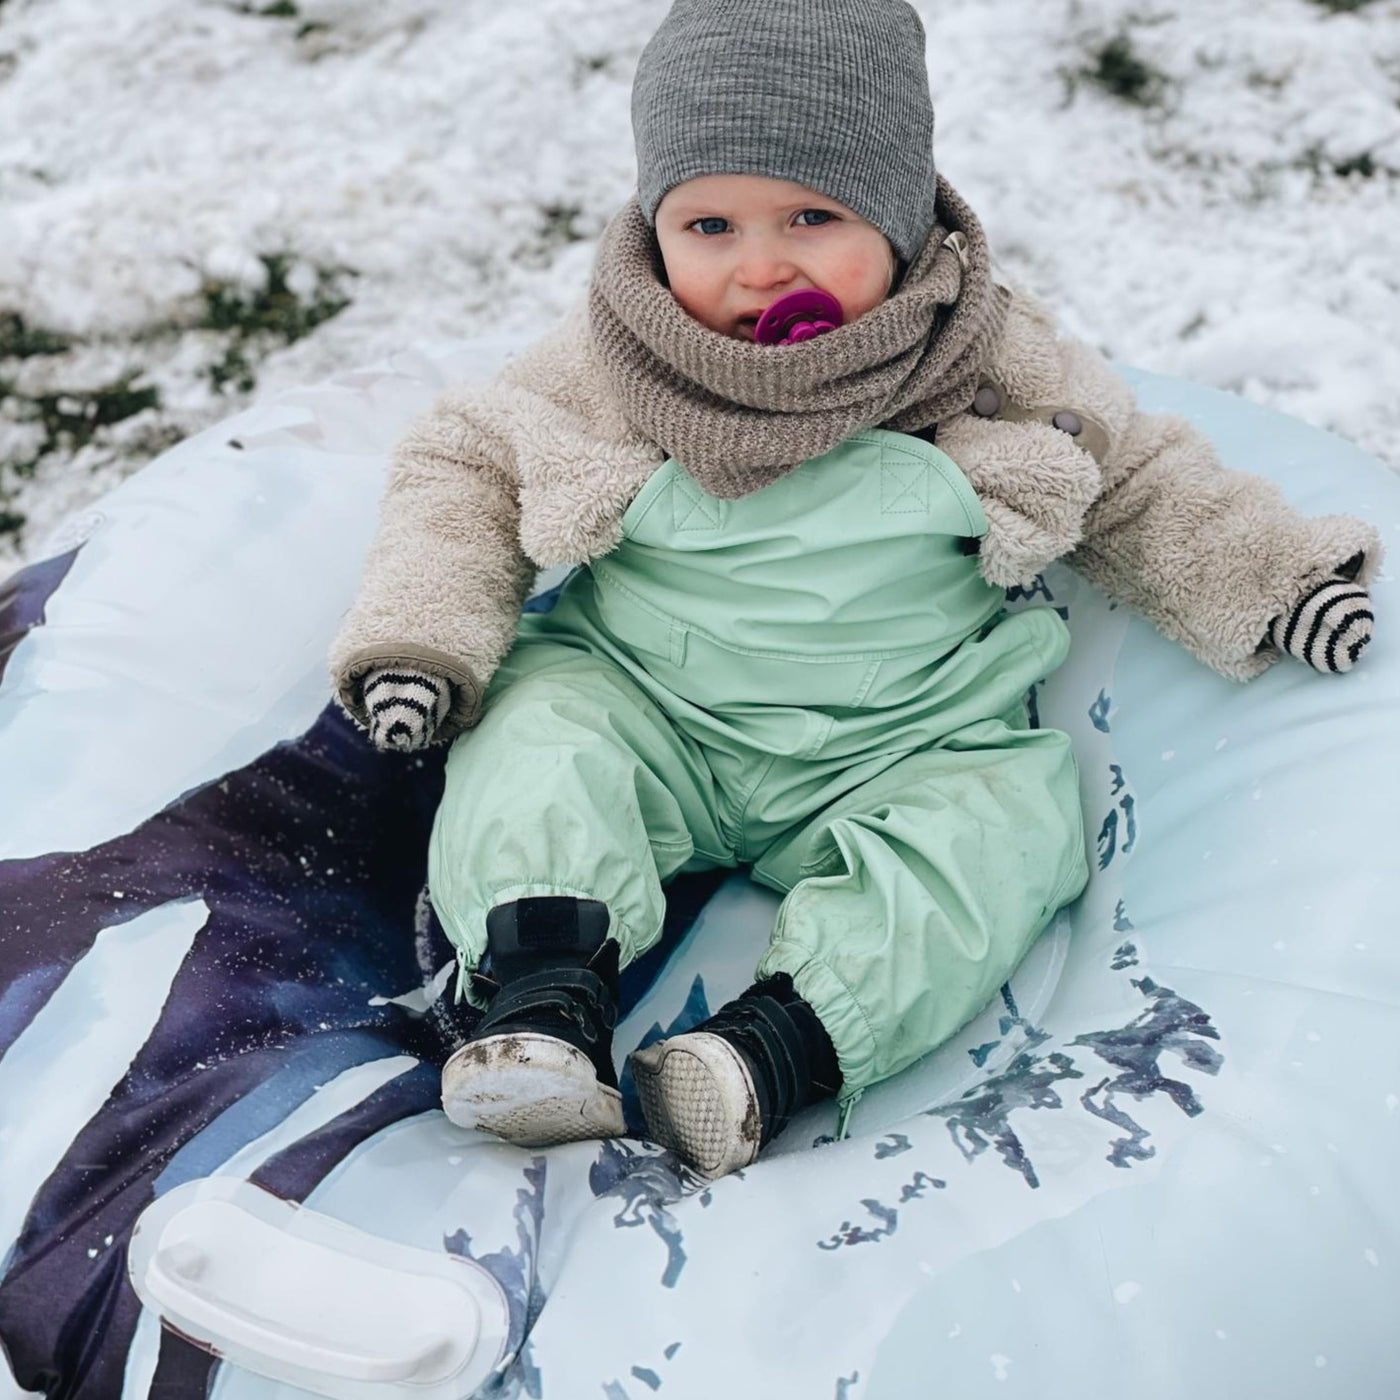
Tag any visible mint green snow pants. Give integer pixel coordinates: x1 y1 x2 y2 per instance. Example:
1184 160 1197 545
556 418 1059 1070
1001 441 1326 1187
428 430 1089 1096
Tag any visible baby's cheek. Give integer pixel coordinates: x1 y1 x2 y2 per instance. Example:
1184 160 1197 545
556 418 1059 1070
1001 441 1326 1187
668 275 726 330
826 253 893 318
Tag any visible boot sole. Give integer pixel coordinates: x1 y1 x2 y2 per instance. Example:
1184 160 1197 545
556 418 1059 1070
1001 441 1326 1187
441 1032 624 1147
630 1033 762 1178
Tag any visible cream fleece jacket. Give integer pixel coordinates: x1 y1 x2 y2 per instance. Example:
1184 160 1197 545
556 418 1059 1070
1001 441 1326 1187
329 286 1382 741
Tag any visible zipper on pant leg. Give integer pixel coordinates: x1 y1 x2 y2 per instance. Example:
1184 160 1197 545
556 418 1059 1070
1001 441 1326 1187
835 1088 864 1142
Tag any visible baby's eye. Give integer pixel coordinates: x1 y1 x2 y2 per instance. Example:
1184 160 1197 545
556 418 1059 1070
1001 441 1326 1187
796 209 836 226
692 217 730 236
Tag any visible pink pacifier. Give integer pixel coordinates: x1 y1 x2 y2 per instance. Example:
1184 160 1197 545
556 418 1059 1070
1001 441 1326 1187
754 288 844 346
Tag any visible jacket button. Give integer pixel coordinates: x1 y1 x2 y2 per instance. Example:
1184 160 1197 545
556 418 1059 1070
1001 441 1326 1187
973 385 1000 416
1052 410 1083 436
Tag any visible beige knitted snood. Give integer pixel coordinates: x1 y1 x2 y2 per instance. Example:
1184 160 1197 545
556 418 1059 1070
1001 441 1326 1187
587 174 1009 500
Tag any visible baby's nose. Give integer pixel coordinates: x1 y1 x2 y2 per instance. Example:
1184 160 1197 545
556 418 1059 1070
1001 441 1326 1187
735 246 799 289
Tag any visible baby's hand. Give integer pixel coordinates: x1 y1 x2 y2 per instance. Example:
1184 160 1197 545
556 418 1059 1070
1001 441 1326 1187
361 665 454 751
1267 554 1374 674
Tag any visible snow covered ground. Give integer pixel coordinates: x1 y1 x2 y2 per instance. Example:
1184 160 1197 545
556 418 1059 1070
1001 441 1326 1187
1 0 1398 568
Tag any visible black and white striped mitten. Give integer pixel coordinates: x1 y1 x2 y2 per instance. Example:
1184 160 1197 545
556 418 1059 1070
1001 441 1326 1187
362 666 453 751
1268 556 1374 674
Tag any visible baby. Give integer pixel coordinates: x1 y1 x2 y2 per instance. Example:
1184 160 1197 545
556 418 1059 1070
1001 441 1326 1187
330 0 1379 1179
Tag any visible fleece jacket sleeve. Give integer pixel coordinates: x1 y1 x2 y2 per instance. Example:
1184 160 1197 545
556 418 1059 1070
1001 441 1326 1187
976 287 1384 680
327 379 536 740
1064 347 1383 679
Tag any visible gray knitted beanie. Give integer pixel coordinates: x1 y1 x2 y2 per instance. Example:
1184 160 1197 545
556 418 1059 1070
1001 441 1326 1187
632 0 939 265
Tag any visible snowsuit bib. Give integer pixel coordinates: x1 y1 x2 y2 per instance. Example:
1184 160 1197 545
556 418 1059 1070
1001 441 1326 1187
428 430 1089 1095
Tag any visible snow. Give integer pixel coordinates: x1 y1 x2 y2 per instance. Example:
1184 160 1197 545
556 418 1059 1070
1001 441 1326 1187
2 0 1399 567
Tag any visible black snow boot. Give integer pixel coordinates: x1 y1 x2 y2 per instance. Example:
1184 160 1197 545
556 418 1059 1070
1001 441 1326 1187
629 973 842 1177
440 896 624 1146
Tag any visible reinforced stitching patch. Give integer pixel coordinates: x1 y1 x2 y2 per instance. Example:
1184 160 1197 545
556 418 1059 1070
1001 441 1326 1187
671 477 724 531
880 459 931 514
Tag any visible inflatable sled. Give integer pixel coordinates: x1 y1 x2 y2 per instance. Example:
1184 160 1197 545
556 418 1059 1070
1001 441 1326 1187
0 330 1396 1400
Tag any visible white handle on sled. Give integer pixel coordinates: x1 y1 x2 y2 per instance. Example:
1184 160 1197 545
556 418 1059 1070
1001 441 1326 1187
128 1182 511 1400
146 1239 453 1382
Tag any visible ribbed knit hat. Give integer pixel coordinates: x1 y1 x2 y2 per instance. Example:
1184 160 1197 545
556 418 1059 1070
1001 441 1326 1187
631 0 939 265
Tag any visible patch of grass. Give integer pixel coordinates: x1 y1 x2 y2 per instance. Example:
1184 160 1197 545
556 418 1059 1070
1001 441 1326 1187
1 369 162 549
121 419 187 462
199 252 349 340
1244 68 1290 94
538 203 586 247
572 53 611 85
231 2 331 39
0 313 72 359
515 203 591 271
206 341 257 395
197 251 354 395
1072 32 1172 108
1333 152 1378 179
12 375 161 469
0 466 23 546
0 246 355 555
1298 142 1386 180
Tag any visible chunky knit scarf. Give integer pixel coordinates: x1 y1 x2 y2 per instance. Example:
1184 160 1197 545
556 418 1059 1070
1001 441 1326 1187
587 174 1009 499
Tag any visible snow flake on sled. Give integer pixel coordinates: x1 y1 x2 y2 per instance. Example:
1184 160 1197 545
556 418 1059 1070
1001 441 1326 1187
929 944 1224 1187
1097 763 1138 870
1072 976 1224 1168
1005 574 1054 606
444 1155 548 1397
873 1133 912 1159
589 1138 707 1289
1088 689 1113 733
601 1342 686 1397
817 1171 946 1250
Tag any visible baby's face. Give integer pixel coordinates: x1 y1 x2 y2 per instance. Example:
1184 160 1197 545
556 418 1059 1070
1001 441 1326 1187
654 174 897 342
